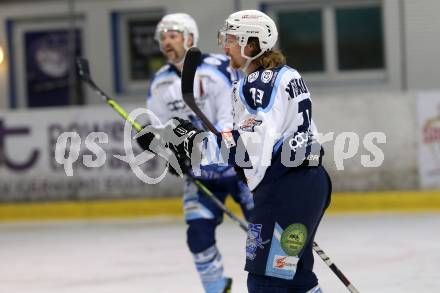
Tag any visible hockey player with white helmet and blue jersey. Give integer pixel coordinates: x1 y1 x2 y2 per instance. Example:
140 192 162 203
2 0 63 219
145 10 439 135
163 10 332 293
135 13 253 293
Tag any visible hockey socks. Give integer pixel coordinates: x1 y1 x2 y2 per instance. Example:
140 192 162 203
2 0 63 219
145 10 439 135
193 245 230 293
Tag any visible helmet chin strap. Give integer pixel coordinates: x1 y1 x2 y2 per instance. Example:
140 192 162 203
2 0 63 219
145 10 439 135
240 46 265 74
241 58 253 74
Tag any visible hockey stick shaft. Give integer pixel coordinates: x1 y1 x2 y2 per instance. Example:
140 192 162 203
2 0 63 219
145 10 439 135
181 48 360 293
76 57 142 133
193 180 248 231
180 50 220 136
312 243 359 292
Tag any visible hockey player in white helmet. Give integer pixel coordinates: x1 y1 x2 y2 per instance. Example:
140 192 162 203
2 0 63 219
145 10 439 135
161 10 332 293
154 13 199 67
136 13 254 293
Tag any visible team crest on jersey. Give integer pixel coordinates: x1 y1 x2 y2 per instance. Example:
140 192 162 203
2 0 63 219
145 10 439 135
261 70 273 83
239 117 262 132
248 71 260 83
221 131 236 148
246 223 270 261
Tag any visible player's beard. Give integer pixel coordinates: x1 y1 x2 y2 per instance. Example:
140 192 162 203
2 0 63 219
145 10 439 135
229 57 243 70
163 47 184 64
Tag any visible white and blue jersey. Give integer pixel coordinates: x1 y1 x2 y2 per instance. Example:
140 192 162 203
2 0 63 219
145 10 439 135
227 65 322 190
147 54 242 179
147 53 239 132
235 66 331 290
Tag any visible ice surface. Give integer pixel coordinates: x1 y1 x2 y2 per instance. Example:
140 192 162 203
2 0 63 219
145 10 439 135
0 213 439 293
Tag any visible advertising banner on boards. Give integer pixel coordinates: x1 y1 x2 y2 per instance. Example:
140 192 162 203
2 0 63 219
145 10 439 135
0 105 181 202
417 92 440 189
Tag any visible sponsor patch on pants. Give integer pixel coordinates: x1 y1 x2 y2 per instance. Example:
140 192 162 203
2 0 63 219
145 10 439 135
265 223 300 280
273 255 298 271
280 223 307 256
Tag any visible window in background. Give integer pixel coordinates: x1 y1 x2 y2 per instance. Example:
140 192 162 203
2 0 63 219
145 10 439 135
112 10 165 95
278 10 324 72
336 6 384 70
272 1 385 85
127 18 165 81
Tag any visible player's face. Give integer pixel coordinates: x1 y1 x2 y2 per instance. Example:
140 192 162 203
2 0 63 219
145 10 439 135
222 35 246 69
159 30 186 63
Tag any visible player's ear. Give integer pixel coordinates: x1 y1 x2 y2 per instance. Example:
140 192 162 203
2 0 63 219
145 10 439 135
187 34 194 48
246 38 261 57
244 43 256 57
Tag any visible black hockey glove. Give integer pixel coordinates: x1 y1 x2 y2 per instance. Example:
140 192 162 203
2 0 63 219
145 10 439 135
167 144 191 175
168 117 205 168
135 124 185 177
136 124 155 152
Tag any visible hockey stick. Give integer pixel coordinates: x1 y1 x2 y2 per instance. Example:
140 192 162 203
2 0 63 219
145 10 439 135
77 56 251 234
181 50 220 136
181 47 360 293
194 180 248 231
76 57 142 133
76 56 244 214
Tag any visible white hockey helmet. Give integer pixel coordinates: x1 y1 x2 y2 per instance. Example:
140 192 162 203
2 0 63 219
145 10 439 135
155 13 199 51
218 10 278 61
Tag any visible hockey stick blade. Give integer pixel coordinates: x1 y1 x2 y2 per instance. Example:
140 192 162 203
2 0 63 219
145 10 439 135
181 47 220 136
75 57 142 132
76 57 111 103
76 57 92 83
76 57 106 97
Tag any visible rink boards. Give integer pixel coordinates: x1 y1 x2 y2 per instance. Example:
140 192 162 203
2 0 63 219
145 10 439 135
1 191 440 221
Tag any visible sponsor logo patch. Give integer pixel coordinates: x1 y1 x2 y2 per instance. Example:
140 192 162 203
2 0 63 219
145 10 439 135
280 223 308 256
239 118 262 132
273 255 299 271
288 132 309 151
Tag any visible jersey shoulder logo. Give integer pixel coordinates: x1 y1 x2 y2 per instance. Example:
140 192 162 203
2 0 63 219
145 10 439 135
248 71 260 83
261 70 273 83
